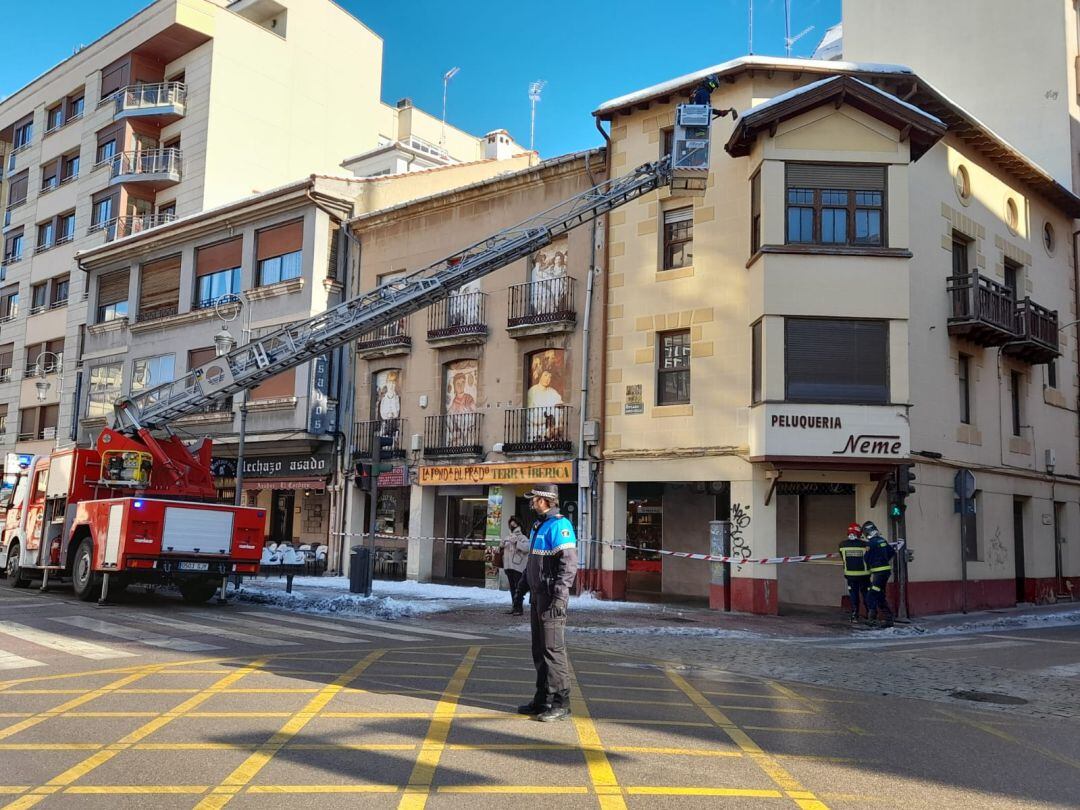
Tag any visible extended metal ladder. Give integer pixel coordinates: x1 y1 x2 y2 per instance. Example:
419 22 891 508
114 145 698 433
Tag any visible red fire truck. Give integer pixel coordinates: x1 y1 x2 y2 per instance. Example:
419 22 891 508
0 105 711 605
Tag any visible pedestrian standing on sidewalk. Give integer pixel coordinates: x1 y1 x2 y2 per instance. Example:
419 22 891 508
517 486 578 722
501 516 530 616
839 522 870 623
862 520 896 628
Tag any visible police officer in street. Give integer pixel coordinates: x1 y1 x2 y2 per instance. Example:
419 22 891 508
839 522 870 623
517 486 578 722
862 520 896 628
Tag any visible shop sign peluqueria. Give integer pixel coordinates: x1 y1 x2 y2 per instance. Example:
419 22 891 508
749 404 910 461
418 461 575 487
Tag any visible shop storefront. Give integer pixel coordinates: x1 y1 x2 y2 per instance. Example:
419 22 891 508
409 460 576 584
211 449 336 547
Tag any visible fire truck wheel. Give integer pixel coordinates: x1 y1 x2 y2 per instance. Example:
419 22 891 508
5 542 30 589
178 578 219 604
71 538 102 602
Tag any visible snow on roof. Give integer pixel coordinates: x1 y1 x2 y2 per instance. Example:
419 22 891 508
738 75 945 129
812 23 843 61
594 54 912 115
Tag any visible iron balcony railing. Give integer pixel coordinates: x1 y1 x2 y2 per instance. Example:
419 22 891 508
503 405 573 453
423 412 483 457
427 292 487 340
507 276 576 328
110 148 183 181
357 317 411 351
105 213 177 243
946 271 1016 344
353 418 406 459
115 82 187 115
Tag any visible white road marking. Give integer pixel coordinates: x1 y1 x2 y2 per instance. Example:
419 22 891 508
236 611 427 643
48 616 223 653
0 650 45 671
211 615 368 645
121 614 300 647
0 621 137 660
897 640 1030 654
326 614 486 641
987 633 1080 646
839 636 1016 651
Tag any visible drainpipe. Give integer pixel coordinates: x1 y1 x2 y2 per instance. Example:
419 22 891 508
577 149 600 585
1073 228 1080 484
592 116 613 584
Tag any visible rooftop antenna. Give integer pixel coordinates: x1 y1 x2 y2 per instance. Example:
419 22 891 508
748 0 753 55
441 66 460 147
784 0 814 57
529 80 546 152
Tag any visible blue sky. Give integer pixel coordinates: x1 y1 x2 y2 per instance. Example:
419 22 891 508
1 0 841 157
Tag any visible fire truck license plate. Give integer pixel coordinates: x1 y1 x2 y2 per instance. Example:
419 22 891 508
178 562 210 571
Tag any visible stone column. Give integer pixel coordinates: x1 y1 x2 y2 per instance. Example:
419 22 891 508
406 483 436 582
598 479 627 599
729 471 779 614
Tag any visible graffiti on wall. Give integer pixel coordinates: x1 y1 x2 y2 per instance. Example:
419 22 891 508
730 502 752 570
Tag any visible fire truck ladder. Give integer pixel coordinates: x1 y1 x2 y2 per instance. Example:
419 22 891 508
113 142 702 433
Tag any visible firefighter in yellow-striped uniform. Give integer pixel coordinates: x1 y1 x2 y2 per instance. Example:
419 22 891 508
839 522 870 623
862 520 896 628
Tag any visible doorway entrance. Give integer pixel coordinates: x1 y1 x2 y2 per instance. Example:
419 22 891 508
446 496 488 581
1013 498 1027 603
270 489 295 546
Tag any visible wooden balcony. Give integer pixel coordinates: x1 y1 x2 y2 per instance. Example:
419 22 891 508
946 272 1017 347
1003 298 1060 364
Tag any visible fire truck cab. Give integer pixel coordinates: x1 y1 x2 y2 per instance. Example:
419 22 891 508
0 444 264 604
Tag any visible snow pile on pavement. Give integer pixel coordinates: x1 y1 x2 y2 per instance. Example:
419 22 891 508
233 576 657 620
870 606 1080 638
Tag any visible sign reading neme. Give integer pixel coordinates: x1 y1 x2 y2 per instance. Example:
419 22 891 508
419 461 574 487
753 405 909 461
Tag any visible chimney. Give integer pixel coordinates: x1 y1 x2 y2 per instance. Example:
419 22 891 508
396 97 413 109
484 130 514 160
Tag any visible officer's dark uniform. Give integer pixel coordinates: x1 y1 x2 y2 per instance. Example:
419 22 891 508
863 528 896 627
839 531 870 621
521 502 578 720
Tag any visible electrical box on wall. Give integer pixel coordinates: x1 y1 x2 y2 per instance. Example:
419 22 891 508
583 420 600 443
1045 448 1056 472
410 433 422 451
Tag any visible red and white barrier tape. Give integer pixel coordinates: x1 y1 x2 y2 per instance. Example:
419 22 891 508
333 532 904 565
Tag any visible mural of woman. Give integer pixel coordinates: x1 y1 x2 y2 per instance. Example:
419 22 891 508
526 350 567 441
445 359 479 446
375 369 401 421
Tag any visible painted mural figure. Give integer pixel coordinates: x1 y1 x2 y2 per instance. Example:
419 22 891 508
528 239 569 314
526 350 566 442
448 280 481 327
445 359 479 446
374 369 401 447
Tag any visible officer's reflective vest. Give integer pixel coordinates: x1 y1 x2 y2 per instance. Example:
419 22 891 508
839 538 869 577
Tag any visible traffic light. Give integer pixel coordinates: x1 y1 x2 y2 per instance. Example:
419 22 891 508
896 463 917 497
355 462 372 490
372 434 394 476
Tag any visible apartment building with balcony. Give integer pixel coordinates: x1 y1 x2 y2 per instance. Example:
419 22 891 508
0 0 411 460
593 57 1080 614
346 152 606 585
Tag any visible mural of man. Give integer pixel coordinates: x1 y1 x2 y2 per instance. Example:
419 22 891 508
445 360 479 446
526 351 565 441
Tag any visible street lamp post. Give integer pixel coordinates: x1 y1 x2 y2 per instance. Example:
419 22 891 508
212 295 249 507
32 351 65 450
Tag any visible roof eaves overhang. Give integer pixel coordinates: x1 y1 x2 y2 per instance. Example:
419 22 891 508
76 177 319 271
725 75 947 162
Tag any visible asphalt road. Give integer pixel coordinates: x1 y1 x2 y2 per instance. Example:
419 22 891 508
0 584 1077 809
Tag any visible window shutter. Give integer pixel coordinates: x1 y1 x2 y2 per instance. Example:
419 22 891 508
96 122 124 150
139 255 181 312
98 270 129 307
256 220 303 261
786 163 884 191
8 171 29 204
188 347 217 371
251 367 296 401
100 58 130 98
663 207 694 225
785 318 889 403
327 222 340 280
196 237 243 278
